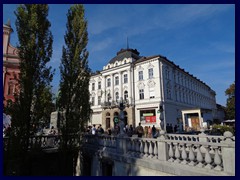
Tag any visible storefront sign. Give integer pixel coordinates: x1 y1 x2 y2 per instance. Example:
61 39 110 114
143 113 154 116
145 116 156 123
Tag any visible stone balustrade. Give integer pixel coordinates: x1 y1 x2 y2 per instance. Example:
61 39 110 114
3 134 80 151
82 131 235 176
3 131 235 176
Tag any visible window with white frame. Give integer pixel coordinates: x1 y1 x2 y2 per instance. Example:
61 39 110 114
92 83 95 91
98 96 101 105
91 97 95 106
98 81 101 89
107 93 111 102
115 76 119 85
167 89 171 99
115 92 119 102
8 83 14 95
123 74 128 83
139 71 143 81
124 90 128 100
107 78 111 87
148 68 153 79
139 89 144 99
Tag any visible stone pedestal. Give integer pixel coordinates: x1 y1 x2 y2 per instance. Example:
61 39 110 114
50 111 59 129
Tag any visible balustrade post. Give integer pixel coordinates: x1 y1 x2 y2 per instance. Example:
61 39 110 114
221 131 235 175
116 136 128 155
157 130 168 161
198 128 208 142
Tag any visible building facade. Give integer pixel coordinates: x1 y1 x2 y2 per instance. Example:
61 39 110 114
89 48 217 131
3 21 20 107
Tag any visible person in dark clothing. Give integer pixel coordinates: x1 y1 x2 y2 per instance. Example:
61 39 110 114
152 125 156 138
174 125 178 133
136 123 144 138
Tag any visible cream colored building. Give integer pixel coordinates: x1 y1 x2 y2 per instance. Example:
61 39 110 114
89 48 217 131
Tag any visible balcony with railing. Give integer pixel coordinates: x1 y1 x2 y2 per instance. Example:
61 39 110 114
101 99 130 109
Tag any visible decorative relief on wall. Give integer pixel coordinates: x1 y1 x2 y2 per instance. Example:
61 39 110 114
147 80 156 88
90 79 96 83
138 65 144 71
137 82 145 89
147 63 154 69
123 86 128 91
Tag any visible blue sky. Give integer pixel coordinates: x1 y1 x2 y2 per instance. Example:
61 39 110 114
3 4 235 106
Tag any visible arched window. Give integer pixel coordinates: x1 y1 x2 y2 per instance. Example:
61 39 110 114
115 76 119 85
124 91 128 100
115 92 119 102
107 93 111 102
123 74 128 83
8 83 14 95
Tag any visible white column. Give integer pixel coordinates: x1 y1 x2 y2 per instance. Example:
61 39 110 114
128 69 132 104
119 71 122 99
102 76 106 102
111 74 114 102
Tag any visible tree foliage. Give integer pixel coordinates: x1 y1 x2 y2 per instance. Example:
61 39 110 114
9 4 54 149
58 4 91 137
225 82 235 119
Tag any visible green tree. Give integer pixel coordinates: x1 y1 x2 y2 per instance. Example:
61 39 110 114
58 4 91 175
4 5 54 175
225 82 235 119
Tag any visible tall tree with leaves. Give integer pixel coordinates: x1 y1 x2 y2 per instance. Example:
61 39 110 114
59 4 91 138
225 82 235 120
58 4 91 175
7 4 53 156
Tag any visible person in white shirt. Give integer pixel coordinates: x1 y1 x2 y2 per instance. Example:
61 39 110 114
92 124 96 135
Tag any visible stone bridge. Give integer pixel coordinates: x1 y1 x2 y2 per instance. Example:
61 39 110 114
3 131 235 176
81 130 235 176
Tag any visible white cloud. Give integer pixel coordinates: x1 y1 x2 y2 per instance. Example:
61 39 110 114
89 37 114 53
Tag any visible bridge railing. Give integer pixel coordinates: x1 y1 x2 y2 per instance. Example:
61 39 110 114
82 130 235 176
3 134 80 151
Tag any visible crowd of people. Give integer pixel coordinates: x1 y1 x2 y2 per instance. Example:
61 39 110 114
84 123 167 138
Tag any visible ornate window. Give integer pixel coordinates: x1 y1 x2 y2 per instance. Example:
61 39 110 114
98 96 101 105
107 93 111 102
91 97 95 106
139 89 144 100
115 76 119 85
123 74 128 83
107 78 111 87
124 90 128 100
98 81 101 89
115 92 119 102
139 71 143 81
148 68 153 79
8 83 14 95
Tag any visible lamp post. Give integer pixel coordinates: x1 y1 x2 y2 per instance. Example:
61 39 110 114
118 97 125 135
159 101 165 132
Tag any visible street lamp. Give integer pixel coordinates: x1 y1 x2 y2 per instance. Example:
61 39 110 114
118 97 125 135
159 101 165 132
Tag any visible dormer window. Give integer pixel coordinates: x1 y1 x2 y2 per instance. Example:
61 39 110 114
115 62 118 66
108 65 110 69
124 60 127 64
